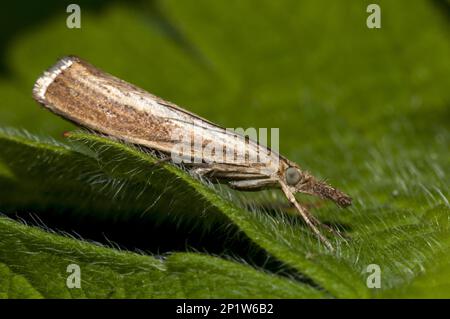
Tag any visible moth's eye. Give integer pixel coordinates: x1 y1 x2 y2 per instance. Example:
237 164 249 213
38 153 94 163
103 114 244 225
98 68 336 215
285 167 301 186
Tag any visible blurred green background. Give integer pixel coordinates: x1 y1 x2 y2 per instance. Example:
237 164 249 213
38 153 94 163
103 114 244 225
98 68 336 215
0 0 449 298
1 0 447 148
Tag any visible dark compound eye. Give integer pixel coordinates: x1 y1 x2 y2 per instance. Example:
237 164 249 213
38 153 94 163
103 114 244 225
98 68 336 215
285 167 301 186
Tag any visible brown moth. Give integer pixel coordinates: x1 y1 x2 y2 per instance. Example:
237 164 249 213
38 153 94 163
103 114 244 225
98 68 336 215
32 56 352 251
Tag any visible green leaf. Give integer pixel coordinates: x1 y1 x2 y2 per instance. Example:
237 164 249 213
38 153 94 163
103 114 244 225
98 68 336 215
0 215 321 298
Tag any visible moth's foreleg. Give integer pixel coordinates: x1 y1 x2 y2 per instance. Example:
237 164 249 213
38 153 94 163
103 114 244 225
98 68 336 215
280 182 335 252
299 206 343 238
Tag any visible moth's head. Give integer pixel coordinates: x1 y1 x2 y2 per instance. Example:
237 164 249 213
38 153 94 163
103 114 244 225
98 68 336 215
281 165 352 208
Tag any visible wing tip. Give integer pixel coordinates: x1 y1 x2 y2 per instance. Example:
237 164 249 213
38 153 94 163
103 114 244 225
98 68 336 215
32 56 79 104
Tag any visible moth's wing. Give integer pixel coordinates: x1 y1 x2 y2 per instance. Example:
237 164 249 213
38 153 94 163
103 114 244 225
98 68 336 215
32 56 279 176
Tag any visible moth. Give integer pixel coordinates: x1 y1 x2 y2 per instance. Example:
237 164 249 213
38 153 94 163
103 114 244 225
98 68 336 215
32 56 352 251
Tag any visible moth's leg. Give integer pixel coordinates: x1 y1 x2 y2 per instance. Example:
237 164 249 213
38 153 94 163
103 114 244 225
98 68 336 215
189 166 232 183
297 204 343 237
189 167 214 176
228 178 278 191
189 165 267 180
280 182 335 252
148 156 171 168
